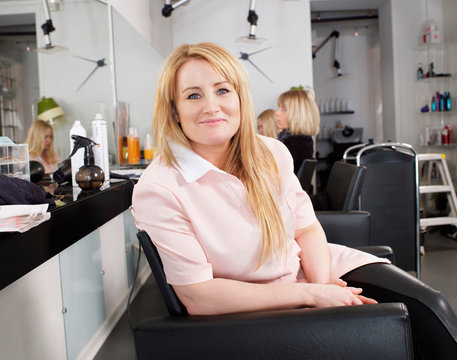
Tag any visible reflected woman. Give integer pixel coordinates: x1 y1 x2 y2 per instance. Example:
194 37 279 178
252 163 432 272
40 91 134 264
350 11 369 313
25 119 61 175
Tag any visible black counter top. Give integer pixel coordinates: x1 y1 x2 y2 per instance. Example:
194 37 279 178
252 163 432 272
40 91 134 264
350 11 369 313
0 180 134 292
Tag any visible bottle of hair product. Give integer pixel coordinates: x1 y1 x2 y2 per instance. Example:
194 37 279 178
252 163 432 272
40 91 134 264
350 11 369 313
69 120 86 186
417 63 423 80
91 113 110 181
127 127 140 164
144 133 154 164
447 92 452 111
431 96 436 112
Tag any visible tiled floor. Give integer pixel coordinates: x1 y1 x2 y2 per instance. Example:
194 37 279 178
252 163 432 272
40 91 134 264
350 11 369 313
94 230 457 360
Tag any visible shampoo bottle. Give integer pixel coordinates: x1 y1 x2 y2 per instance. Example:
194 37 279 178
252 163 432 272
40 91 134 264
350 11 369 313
144 133 154 164
91 113 110 182
69 120 86 186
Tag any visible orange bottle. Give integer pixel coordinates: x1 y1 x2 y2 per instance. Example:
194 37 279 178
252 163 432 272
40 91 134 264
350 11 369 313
127 127 140 164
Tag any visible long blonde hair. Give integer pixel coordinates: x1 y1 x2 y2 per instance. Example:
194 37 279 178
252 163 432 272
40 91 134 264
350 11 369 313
258 109 279 138
153 42 287 266
25 119 58 163
278 89 320 136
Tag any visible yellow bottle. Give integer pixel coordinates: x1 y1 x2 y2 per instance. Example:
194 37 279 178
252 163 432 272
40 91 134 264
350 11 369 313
127 127 140 164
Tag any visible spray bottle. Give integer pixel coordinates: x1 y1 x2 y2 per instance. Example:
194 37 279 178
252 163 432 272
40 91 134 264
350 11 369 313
69 135 105 190
92 113 110 182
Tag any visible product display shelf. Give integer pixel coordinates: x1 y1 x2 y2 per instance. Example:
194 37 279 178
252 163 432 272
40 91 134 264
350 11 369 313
320 110 355 115
414 41 456 149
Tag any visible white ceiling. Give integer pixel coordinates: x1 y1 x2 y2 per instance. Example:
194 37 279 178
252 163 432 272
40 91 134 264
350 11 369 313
310 0 387 11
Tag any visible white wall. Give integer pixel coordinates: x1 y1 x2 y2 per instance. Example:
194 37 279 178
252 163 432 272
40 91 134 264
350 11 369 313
109 0 172 58
171 0 314 118
312 23 382 142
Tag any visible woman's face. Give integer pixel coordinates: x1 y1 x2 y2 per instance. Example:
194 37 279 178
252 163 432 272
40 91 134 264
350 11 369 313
257 119 264 135
44 128 53 149
175 58 241 157
275 103 289 130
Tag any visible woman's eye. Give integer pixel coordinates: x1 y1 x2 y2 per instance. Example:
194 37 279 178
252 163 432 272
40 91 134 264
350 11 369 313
217 88 229 95
188 93 200 100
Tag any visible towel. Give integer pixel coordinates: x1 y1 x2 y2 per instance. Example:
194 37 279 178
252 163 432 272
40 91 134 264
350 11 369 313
0 174 56 210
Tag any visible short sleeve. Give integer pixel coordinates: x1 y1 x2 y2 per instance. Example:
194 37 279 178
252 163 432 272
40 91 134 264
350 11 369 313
131 180 213 286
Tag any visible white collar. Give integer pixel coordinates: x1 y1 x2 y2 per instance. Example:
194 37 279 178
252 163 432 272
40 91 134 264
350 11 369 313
168 140 226 183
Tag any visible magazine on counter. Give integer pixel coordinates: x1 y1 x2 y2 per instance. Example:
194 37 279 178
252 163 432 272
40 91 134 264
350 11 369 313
0 204 50 233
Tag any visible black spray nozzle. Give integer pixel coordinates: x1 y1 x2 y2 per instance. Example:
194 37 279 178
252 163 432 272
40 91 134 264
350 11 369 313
69 135 98 166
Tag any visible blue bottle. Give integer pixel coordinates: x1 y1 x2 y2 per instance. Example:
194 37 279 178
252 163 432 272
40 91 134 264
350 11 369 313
431 96 436 112
447 92 452 111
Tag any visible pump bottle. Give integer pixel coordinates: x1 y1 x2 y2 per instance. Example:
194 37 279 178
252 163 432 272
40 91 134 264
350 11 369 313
69 120 86 186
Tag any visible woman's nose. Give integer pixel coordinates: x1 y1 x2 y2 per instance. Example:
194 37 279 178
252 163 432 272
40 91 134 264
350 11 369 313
203 94 219 114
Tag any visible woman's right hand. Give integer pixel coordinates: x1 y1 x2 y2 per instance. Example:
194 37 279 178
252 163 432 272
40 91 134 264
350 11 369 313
305 283 375 307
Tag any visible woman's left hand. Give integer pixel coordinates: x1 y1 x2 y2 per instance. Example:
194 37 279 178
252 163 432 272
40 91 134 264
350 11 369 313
331 278 378 304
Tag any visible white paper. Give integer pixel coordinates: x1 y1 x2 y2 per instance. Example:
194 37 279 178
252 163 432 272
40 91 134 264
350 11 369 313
0 204 50 232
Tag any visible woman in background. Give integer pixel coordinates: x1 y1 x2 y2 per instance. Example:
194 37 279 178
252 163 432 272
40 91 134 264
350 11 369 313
276 89 319 174
25 119 61 175
257 109 279 138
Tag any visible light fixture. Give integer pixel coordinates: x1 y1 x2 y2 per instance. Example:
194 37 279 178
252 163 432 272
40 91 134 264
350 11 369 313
36 0 67 53
236 0 266 44
37 96 66 127
355 28 359 37
162 0 191 17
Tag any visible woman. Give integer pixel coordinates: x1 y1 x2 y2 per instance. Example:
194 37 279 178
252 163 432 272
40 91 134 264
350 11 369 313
257 109 279 138
25 119 61 174
131 42 457 359
276 89 319 174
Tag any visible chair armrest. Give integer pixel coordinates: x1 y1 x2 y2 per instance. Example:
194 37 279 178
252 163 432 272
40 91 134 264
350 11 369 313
134 303 412 360
316 210 370 247
357 245 395 263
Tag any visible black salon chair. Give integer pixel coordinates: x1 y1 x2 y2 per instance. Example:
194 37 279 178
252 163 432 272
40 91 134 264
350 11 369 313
133 230 412 360
311 161 366 211
296 158 317 193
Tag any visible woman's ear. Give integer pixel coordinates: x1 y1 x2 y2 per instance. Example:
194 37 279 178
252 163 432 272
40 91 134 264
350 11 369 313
172 106 179 123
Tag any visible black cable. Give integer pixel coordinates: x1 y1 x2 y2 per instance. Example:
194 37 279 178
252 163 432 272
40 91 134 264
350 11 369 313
127 237 143 333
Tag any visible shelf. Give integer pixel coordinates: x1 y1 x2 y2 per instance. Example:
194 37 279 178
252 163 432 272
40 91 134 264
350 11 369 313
320 111 354 115
416 144 457 148
419 110 454 116
415 43 449 52
416 75 452 82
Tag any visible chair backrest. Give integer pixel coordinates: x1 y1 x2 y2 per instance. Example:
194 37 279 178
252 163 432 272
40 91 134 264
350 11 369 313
136 230 188 316
296 159 317 193
325 161 367 211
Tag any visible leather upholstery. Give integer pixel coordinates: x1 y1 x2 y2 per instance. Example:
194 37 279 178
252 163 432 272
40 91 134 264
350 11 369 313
134 230 411 360
316 210 395 263
134 303 412 360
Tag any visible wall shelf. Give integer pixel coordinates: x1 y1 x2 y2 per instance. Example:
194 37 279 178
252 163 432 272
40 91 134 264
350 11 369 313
320 110 355 115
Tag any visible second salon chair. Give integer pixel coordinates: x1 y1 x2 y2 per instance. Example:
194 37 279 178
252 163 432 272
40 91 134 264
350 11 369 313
132 230 412 360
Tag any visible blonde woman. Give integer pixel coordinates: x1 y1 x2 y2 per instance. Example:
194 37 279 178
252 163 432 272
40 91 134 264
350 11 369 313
25 119 61 174
276 89 320 173
257 109 279 138
131 43 457 358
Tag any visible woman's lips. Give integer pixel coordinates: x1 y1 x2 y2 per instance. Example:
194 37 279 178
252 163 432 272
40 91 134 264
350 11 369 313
199 118 225 126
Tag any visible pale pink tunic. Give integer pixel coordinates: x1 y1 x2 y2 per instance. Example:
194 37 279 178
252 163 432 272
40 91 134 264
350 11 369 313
131 135 388 286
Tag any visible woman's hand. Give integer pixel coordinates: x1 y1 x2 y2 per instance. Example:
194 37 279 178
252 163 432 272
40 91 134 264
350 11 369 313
306 283 366 307
299 278 378 307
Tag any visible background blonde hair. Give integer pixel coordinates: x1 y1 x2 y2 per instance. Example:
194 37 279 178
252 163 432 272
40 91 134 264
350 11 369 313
278 89 320 136
153 42 287 267
24 119 57 164
258 109 279 138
